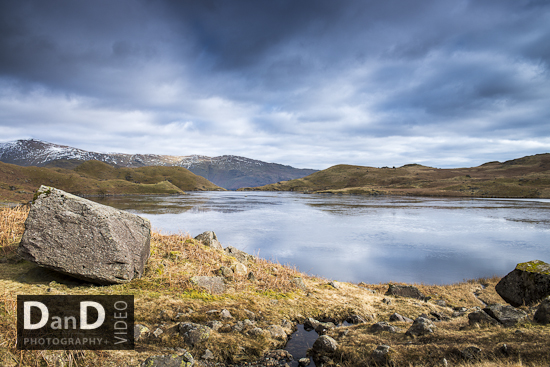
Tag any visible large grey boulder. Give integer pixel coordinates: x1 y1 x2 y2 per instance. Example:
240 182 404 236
18 186 151 284
483 304 527 327
495 260 550 307
385 284 427 301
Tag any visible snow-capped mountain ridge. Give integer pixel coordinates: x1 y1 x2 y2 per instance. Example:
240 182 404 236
0 139 317 189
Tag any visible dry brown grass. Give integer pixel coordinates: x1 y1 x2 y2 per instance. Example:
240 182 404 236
1 207 549 366
0 205 28 257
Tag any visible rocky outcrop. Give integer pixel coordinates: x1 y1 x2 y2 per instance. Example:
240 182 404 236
18 186 151 284
495 260 550 307
468 304 527 327
194 231 223 250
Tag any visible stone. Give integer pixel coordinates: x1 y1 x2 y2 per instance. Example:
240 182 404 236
534 297 550 324
461 346 482 361
483 304 527 327
19 186 151 284
371 345 392 365
244 309 256 320
267 325 287 341
389 313 413 323
291 277 308 291
194 231 222 250
189 276 226 294
468 310 499 326
152 328 163 338
329 280 340 289
141 353 194 367
201 349 214 360
220 309 233 319
264 350 293 362
134 324 150 341
206 320 222 331
304 317 335 333
231 263 247 276
370 322 401 333
219 266 233 278
248 327 266 336
178 323 212 346
385 284 427 301
248 271 257 281
405 317 435 337
346 314 367 324
224 246 254 263
312 335 338 354
495 260 550 307
298 357 311 366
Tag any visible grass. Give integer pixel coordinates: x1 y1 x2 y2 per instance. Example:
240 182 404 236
241 153 550 198
1 207 549 366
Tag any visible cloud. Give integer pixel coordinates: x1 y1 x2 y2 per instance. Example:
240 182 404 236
0 0 549 169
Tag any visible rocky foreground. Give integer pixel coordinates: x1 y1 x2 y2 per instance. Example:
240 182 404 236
1 192 549 366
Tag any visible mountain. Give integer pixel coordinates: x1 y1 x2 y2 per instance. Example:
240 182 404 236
241 153 550 198
0 139 318 189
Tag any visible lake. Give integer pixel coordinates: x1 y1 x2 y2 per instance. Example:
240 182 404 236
92 192 550 285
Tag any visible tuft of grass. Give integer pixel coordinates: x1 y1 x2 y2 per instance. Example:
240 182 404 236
0 205 28 257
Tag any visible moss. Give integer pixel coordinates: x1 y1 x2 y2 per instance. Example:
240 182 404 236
516 260 550 275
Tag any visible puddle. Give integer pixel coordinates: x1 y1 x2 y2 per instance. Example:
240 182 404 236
284 324 318 367
284 322 350 367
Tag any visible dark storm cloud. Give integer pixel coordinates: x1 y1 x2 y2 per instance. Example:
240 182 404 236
0 0 549 168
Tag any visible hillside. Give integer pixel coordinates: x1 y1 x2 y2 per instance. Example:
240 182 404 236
241 153 550 198
0 160 223 203
0 139 318 189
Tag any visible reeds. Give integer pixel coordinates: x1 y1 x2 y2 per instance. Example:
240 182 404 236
0 205 28 257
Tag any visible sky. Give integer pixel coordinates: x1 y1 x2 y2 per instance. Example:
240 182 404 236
1 0 549 170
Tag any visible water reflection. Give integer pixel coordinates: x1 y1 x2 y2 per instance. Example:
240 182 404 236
89 192 550 284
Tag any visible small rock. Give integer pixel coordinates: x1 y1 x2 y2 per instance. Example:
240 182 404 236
141 353 194 367
371 345 392 365
329 281 340 289
152 328 164 338
134 324 149 341
264 350 293 362
483 304 527 327
291 277 308 291
248 271 257 281
244 309 256 320
219 266 233 278
220 309 233 319
268 325 287 341
206 320 222 331
298 357 311 366
194 231 223 250
178 323 212 346
468 310 499 326
385 284 427 301
381 298 392 305
430 311 450 321
405 317 435 337
232 321 244 332
189 276 226 294
346 314 367 324
370 322 401 333
436 300 447 307
224 246 254 263
201 349 214 360
231 263 247 275
248 327 266 336
312 335 338 354
389 313 413 323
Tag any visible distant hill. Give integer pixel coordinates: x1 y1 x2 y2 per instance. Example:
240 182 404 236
241 153 550 198
0 139 317 189
0 160 222 203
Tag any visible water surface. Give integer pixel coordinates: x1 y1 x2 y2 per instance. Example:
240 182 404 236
93 192 550 284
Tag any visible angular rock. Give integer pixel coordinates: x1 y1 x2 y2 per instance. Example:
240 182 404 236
220 309 233 319
201 349 214 360
371 345 392 365
370 322 401 333
267 325 287 341
495 260 550 307
189 276 226 294
483 304 527 327
141 353 194 367
134 324 150 341
312 335 338 354
329 280 340 289
534 297 550 324
405 317 435 337
291 277 308 291
219 266 233 278
298 357 311 366
468 310 499 326
231 263 248 275
389 313 413 323
224 246 254 263
385 284 427 300
178 323 212 346
346 314 367 324
19 186 151 284
194 231 222 250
